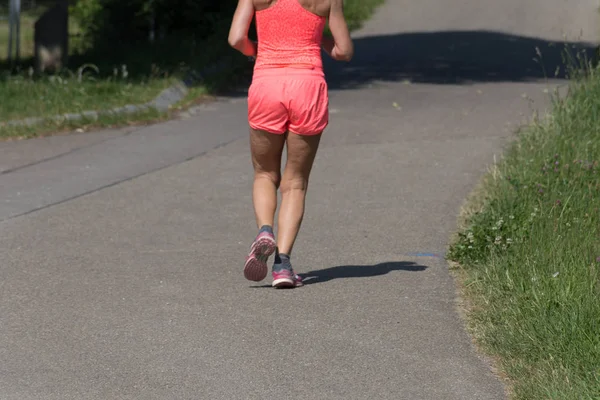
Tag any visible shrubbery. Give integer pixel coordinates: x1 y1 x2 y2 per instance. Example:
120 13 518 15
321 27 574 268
70 0 238 49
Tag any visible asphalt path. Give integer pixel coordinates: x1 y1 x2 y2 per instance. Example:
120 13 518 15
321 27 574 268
0 0 597 398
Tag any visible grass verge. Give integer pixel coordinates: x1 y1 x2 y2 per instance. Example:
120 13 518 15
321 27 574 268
0 71 175 121
0 2 247 139
447 59 600 398
0 107 168 140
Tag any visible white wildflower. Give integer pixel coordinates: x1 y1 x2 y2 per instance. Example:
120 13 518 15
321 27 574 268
467 232 475 243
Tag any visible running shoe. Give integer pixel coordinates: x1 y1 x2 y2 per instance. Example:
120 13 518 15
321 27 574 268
272 266 304 288
244 231 276 282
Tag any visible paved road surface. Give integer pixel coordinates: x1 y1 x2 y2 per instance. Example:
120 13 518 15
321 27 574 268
0 0 597 399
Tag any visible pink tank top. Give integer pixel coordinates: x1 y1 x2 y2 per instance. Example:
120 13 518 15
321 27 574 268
254 0 327 70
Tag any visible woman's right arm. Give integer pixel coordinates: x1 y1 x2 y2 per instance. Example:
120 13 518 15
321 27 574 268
228 0 258 57
322 0 354 61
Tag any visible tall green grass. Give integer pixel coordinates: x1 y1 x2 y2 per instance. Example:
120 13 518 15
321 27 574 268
449 55 600 399
0 71 174 121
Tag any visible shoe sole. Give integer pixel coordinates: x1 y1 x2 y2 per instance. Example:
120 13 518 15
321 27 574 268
244 235 276 282
272 278 295 288
272 277 304 289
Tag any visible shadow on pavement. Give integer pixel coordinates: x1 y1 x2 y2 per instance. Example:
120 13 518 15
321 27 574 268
299 261 428 285
225 30 597 98
321 30 597 88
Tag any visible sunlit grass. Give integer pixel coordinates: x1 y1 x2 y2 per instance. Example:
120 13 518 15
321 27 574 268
448 50 600 399
0 71 174 121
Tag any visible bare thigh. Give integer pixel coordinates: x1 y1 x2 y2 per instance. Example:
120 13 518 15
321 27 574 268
250 129 286 182
281 132 322 188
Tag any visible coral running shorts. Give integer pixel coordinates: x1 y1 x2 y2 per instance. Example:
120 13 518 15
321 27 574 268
248 67 329 136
